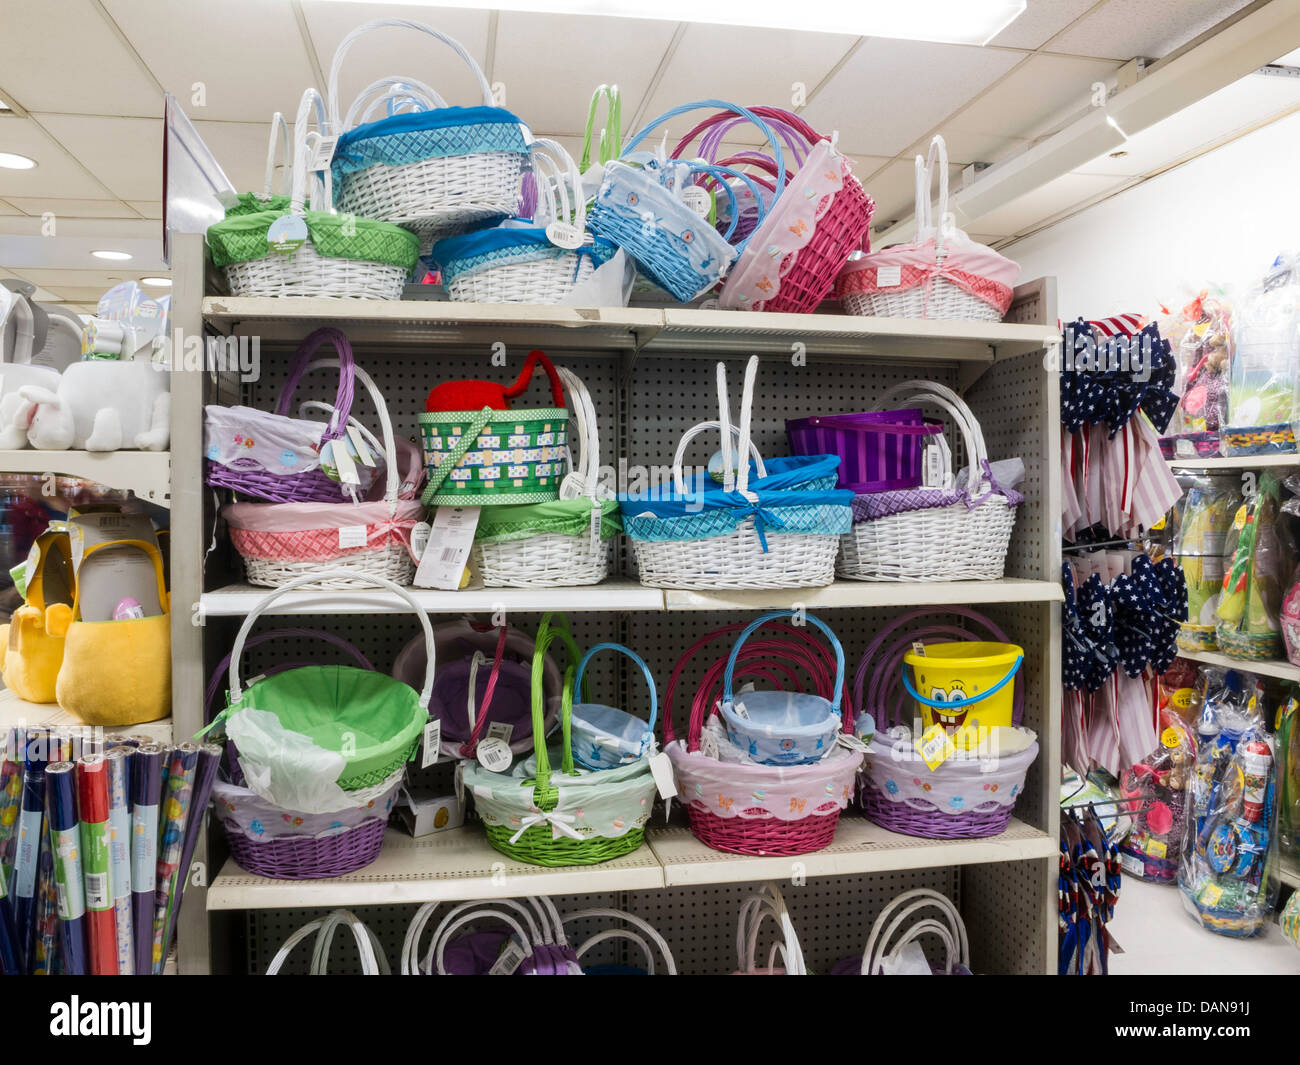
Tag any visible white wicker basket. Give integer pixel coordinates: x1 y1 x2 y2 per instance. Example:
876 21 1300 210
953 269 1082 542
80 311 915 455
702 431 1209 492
837 380 1019 582
242 543 415 589
840 282 1003 323
224 241 408 300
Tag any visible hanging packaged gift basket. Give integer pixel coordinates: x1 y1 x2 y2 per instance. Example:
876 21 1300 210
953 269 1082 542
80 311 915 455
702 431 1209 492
205 573 433 878
836 380 1022 581
835 135 1018 322
223 362 425 588
469 367 619 587
204 326 384 504
327 18 530 246
403 897 582 975
670 106 875 314
855 607 1038 839
461 613 658 867
662 612 863 857
431 139 618 304
588 100 781 302
620 356 853 589
418 349 569 508
207 89 418 299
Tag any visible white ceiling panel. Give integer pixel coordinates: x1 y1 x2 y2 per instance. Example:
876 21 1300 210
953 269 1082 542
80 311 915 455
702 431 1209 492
946 54 1121 143
859 157 966 229
991 0 1100 50
0 118 114 199
129 201 164 220
637 25 857 143
4 198 129 218
36 115 162 201
103 0 316 122
965 170 1126 234
1046 0 1253 61
2 267 160 288
802 39 1023 157
192 121 286 199
0 0 162 117
41 284 117 301
300 3 492 121
0 199 23 216
494 13 678 137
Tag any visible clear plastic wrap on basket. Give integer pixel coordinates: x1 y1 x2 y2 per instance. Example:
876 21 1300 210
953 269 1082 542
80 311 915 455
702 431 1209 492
1173 473 1242 653
1215 469 1290 660
1232 254 1300 456
1158 290 1232 460
1116 709 1197 883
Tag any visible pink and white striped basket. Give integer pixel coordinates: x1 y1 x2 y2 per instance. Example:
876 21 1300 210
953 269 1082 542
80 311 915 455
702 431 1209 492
224 362 425 589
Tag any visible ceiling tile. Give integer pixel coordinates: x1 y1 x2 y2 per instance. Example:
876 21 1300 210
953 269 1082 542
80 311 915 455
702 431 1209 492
0 199 23 216
37 115 161 201
860 158 967 230
946 54 1121 142
965 171 1126 234
41 284 113 301
4 198 129 218
128 201 164 220
0 0 162 117
802 39 1023 157
494 13 678 140
0 118 114 199
1046 0 1253 61
191 120 287 199
991 0 1100 50
102 0 317 122
637 25 857 144
300 3 492 123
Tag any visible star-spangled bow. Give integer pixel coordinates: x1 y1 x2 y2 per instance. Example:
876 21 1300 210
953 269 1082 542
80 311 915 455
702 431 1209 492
1060 318 1179 438
1109 555 1189 677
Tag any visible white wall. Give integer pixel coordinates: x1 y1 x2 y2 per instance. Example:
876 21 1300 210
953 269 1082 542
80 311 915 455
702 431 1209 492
1006 110 1300 321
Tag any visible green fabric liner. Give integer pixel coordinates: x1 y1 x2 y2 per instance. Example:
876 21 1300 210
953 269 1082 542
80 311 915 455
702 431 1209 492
223 192 292 218
207 208 420 270
418 407 568 427
474 498 621 543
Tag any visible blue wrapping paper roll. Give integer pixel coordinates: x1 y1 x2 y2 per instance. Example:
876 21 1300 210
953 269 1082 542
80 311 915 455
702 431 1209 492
44 762 87 976
13 729 48 972
130 743 164 976
0 865 20 974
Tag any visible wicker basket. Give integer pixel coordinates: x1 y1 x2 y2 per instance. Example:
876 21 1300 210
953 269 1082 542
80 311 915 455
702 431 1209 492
621 357 852 590
837 381 1020 582
1214 624 1283 661
326 18 528 246
406 897 582 975
733 884 807 974
461 614 658 867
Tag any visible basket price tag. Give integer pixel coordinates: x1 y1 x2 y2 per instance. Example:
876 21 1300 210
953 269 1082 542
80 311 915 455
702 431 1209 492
346 425 376 467
875 265 902 288
681 185 712 218
835 732 870 753
321 439 361 486
414 506 480 590
915 724 955 771
476 736 513 773
648 750 677 801
489 939 527 975
486 722 514 744
309 135 337 171
731 700 750 720
338 525 368 550
422 720 442 769
545 221 585 250
267 214 308 255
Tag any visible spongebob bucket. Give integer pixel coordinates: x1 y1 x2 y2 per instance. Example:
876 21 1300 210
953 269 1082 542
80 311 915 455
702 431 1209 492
902 642 1023 732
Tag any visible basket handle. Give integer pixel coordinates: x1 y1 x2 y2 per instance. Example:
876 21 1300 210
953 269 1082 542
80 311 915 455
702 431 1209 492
226 571 436 710
274 326 355 444
68 539 167 622
723 610 845 720
433 908 533 976
298 359 401 506
421 407 493 500
530 138 587 231
562 907 677 975
671 106 814 170
262 111 290 200
556 367 601 501
343 76 447 131
289 88 331 217
737 884 805 975
901 653 1023 712
458 624 510 758
204 628 374 719
671 420 766 495
266 909 387 975
504 349 566 408
581 84 621 172
528 614 584 798
861 889 969 975
724 356 760 494
914 135 951 262
675 161 767 247
326 17 494 130
874 379 990 499
572 642 658 737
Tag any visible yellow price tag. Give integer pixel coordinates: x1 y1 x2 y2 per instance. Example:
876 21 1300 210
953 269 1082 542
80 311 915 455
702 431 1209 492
1145 838 1167 859
915 724 956 771
1161 726 1181 749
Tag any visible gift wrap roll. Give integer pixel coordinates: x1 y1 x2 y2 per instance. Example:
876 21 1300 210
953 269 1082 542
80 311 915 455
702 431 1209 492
44 762 87 976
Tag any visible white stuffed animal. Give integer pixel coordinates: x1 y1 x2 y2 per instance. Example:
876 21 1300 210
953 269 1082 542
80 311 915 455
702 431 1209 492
15 358 170 451
0 283 61 449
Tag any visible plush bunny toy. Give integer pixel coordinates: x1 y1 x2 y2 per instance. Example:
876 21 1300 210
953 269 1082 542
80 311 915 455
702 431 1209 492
14 358 170 451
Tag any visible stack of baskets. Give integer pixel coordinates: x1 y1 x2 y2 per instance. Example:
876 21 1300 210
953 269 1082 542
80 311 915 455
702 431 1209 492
404 897 583 975
206 574 433 878
662 611 863 857
620 355 853 590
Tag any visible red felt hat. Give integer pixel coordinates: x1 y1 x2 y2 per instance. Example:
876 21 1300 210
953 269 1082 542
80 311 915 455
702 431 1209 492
424 349 565 413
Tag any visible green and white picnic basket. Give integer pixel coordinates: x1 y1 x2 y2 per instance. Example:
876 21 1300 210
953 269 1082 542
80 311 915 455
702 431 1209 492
462 613 658 867
470 367 620 587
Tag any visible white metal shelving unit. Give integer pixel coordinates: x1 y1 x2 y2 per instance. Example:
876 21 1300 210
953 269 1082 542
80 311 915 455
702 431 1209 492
0 449 171 507
1167 454 1300 471
173 233 1062 975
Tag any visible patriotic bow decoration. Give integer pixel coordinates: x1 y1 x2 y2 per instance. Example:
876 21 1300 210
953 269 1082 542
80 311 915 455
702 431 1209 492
1060 318 1179 438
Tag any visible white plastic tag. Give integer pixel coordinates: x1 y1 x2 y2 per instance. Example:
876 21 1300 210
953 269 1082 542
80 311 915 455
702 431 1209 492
454 762 465 805
346 425 376 467
923 442 945 488
476 736 513 772
648 750 677 800
489 939 527 975
338 525 368 550
835 733 870 753
731 701 750 720
310 135 337 171
267 214 308 255
681 185 712 218
414 506 480 590
486 721 514 744
911 641 926 657
322 439 361 486
545 220 585 250
422 720 441 769
410 521 432 561
876 265 902 288
698 298 721 310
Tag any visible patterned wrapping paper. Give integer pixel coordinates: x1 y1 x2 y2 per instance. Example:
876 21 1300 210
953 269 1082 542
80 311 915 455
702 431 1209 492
151 744 198 974
0 729 23 879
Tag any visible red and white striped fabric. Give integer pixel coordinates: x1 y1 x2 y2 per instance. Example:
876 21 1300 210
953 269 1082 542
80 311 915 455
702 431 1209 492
1088 313 1145 339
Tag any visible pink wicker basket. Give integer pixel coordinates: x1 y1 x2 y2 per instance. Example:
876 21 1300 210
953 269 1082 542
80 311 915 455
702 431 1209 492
663 615 862 857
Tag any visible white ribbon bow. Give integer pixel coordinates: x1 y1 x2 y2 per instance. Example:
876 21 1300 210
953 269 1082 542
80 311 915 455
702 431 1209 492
508 808 583 844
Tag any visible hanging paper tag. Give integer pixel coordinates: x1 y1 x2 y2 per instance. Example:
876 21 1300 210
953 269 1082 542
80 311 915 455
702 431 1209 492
545 221 585 250
915 724 955 771
835 733 870 753
414 506 480 590
338 525 368 550
346 425 376 467
411 521 432 562
911 642 926 657
489 939 527 975
321 439 361 486
699 728 720 760
648 751 677 800
731 701 750 720
876 265 902 288
486 721 514 745
310 135 337 171
267 214 308 255
421 720 442 769
476 736 513 773
681 185 712 218
923 443 945 488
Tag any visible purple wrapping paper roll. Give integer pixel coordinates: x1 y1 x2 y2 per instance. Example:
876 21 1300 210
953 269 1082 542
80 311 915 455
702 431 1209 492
160 743 221 968
130 743 164 976
106 748 134 975
44 762 87 976
14 729 48 972
32 827 57 974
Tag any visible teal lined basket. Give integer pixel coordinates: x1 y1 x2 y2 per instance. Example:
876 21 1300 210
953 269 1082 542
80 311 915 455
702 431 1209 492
419 407 569 506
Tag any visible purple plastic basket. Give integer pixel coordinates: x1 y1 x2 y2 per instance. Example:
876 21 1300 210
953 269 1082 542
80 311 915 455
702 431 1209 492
786 409 941 493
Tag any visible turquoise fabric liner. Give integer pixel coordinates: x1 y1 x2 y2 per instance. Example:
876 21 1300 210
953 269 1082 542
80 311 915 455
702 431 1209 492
431 225 617 284
332 105 529 175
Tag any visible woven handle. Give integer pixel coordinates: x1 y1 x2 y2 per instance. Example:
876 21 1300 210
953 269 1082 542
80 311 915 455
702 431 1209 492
343 76 447 130
266 909 387 975
527 614 584 803
289 88 331 217
529 138 587 230
581 84 621 172
297 359 401 505
572 643 658 736
861 888 969 975
556 367 600 501
914 134 951 262
433 908 532 976
720 356 760 493
672 105 819 172
723 610 845 719
670 420 766 495
737 884 805 975
227 571 436 709
274 326 356 445
204 628 374 718
327 17 494 130
263 111 290 200
458 625 509 757
562 908 677 975
874 379 991 500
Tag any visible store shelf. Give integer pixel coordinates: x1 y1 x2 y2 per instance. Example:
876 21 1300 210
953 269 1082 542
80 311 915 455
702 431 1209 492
205 826 665 909
1174 648 1300 683
0 689 173 744
0 449 170 506
1167 454 1300 470
1279 852 1300 891
647 816 1056 886
662 577 1063 611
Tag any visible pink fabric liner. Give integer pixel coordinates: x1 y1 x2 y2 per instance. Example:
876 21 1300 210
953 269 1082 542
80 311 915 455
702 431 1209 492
224 499 424 531
840 236 1019 289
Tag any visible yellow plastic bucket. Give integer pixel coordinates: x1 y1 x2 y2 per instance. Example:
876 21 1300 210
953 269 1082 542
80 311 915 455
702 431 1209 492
902 642 1023 731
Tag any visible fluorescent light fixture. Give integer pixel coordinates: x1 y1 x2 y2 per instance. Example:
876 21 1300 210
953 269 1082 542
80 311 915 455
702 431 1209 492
140 277 172 287
0 152 36 170
312 0 1026 45
0 98 10 111
92 250 132 261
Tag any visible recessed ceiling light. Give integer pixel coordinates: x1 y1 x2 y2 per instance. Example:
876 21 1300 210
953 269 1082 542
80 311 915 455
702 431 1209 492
140 276 172 287
92 250 132 261
0 152 36 170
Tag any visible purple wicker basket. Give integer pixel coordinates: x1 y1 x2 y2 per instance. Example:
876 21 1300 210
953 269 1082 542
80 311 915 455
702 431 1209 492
786 409 940 493
223 817 387 879
204 326 358 504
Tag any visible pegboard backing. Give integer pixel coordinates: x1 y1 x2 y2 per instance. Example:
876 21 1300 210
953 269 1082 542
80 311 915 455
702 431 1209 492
962 857 1054 975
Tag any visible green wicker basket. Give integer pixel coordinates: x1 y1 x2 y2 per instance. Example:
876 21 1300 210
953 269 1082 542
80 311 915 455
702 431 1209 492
462 613 657 867
1214 624 1283 662
418 407 569 506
